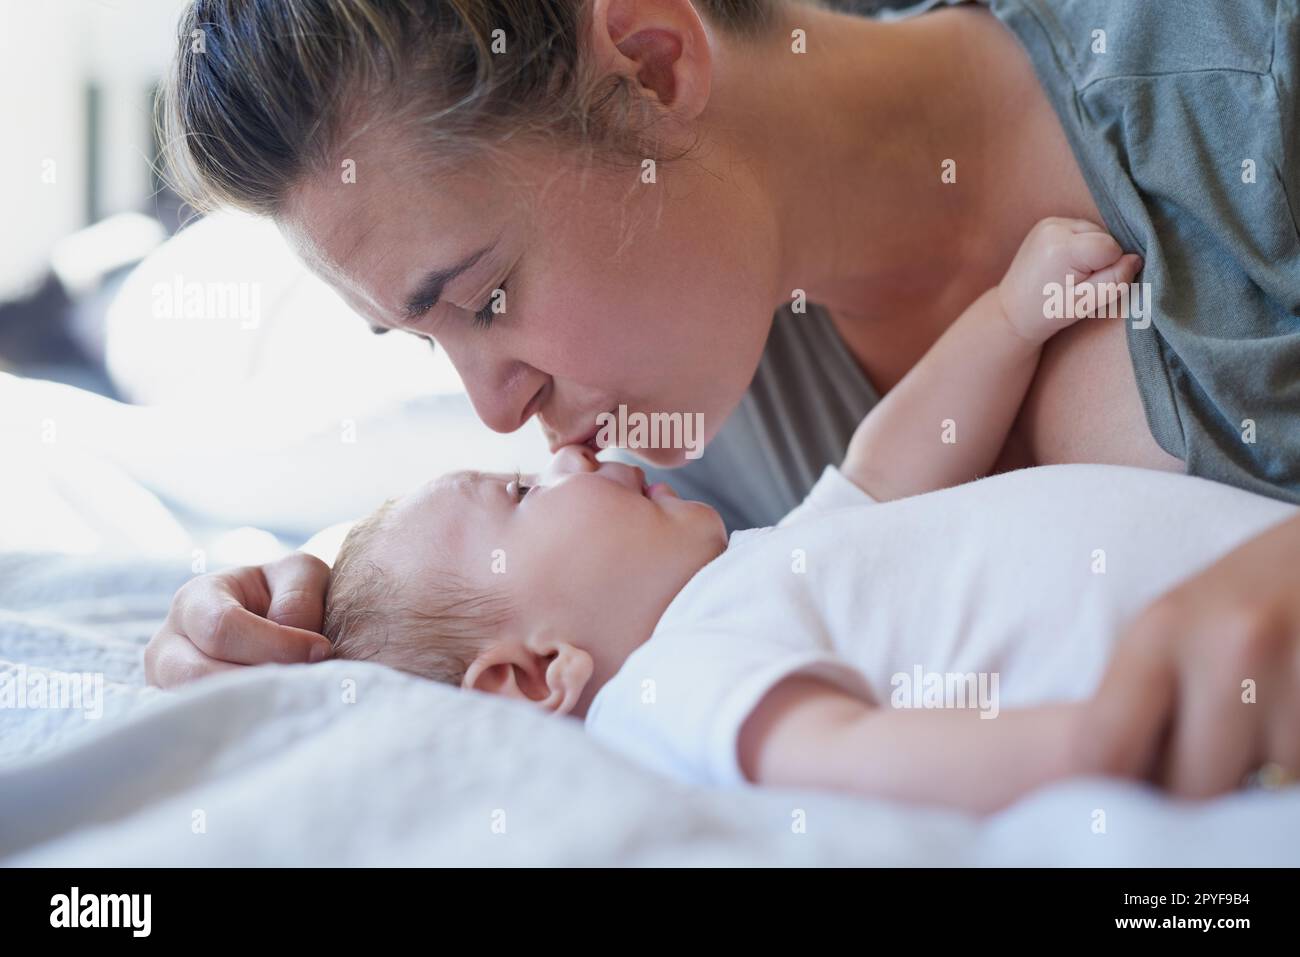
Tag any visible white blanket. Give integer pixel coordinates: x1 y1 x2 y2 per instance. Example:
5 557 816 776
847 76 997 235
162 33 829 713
2 551 1298 866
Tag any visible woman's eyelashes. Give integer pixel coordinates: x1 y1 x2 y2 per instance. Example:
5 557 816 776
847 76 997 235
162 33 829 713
473 280 508 330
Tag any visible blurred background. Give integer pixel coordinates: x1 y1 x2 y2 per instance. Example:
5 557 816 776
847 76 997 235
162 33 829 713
0 0 885 564
2 0 186 394
0 0 550 565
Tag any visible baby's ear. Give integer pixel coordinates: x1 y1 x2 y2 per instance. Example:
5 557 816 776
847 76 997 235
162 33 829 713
519 630 593 717
462 642 550 703
535 641 594 717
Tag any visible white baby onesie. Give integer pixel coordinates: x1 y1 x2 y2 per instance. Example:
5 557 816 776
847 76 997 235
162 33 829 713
584 464 1295 787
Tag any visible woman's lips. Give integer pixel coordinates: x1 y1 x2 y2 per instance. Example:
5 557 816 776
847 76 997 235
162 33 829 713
552 420 605 454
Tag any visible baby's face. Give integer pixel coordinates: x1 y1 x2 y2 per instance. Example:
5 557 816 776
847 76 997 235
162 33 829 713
381 444 728 683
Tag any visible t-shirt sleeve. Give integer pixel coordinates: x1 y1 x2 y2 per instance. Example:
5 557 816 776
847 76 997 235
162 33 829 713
872 0 1300 503
584 622 874 788
776 465 876 528
986 0 1300 502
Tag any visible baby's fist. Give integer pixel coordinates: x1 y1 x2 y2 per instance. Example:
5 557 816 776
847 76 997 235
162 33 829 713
997 218 1143 343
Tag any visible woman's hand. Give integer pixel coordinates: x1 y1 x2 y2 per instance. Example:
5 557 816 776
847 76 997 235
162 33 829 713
144 553 333 687
1083 512 1300 796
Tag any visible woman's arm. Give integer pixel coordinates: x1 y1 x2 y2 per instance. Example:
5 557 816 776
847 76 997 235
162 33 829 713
841 218 1142 501
738 676 1089 814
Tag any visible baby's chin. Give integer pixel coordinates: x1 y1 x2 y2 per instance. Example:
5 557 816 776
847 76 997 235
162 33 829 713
649 479 722 523
685 499 729 556
706 506 729 551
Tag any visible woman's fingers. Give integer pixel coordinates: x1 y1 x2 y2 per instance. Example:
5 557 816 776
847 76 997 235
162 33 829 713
1118 509 1300 797
1080 610 1177 781
263 553 331 633
1112 594 1266 798
190 599 332 666
143 628 242 687
172 564 331 667
1266 657 1300 782
144 554 334 688
1160 620 1266 797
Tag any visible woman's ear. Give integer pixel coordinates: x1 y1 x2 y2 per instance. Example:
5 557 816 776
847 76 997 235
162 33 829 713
586 0 713 119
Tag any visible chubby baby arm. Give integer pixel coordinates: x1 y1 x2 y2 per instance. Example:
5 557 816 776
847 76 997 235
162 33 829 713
738 675 1094 814
841 218 1143 501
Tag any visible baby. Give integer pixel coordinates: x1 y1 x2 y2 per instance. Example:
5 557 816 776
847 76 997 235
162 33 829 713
322 219 1295 813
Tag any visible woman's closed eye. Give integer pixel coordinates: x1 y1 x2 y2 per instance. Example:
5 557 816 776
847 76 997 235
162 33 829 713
404 279 508 331
473 280 508 330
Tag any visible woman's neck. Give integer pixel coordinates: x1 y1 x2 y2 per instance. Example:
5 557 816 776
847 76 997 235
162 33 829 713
724 4 1097 339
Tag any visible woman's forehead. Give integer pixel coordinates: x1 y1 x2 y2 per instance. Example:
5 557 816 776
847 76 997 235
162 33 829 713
284 162 483 257
279 173 514 324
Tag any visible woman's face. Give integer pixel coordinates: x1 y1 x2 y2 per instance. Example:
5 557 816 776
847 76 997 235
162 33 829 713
278 134 782 466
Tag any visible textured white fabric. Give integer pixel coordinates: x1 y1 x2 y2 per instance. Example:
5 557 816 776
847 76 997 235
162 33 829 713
586 465 1296 788
3 469 1300 865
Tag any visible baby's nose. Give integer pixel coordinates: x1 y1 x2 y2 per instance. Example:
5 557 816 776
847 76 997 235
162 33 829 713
544 443 599 480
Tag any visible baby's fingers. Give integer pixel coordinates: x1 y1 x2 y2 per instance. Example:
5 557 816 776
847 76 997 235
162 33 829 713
1057 217 1108 235
1064 230 1126 275
1074 253 1144 318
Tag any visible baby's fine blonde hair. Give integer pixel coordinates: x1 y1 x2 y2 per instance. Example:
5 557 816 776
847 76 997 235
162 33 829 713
323 498 511 685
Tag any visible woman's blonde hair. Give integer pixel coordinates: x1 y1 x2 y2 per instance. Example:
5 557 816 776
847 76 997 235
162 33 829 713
158 0 801 216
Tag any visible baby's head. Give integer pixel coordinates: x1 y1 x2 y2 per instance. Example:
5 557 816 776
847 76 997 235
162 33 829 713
323 444 727 717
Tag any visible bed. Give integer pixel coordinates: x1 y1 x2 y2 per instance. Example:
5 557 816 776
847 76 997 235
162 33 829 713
2 544 1299 866
2 217 1297 867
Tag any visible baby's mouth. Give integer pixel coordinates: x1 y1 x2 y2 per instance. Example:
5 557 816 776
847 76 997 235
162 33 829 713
630 467 663 500
576 418 608 454
645 480 678 501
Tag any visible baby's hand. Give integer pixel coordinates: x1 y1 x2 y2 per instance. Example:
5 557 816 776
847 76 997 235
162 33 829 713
996 217 1143 343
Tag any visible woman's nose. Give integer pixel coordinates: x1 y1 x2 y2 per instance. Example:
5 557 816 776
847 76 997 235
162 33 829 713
440 338 547 434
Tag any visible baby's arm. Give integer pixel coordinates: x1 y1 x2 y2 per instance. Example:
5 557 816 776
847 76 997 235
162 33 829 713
738 676 1095 814
841 219 1142 501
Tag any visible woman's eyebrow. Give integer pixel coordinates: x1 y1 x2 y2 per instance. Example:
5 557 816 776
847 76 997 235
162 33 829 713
400 239 498 320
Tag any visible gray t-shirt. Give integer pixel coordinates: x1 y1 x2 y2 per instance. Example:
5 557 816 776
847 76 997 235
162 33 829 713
633 0 1300 532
